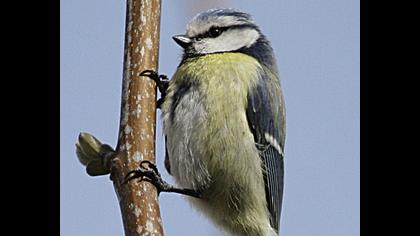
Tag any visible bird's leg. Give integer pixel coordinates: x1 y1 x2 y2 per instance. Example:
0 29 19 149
140 70 169 109
123 160 202 199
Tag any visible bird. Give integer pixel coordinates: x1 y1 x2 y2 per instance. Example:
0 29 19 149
126 8 286 236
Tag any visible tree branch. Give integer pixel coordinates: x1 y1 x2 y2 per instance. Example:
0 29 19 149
76 0 164 235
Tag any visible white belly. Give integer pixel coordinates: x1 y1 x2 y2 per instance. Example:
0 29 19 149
162 89 212 190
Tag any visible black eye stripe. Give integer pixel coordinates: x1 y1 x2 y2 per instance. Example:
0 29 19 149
195 27 228 39
193 24 257 40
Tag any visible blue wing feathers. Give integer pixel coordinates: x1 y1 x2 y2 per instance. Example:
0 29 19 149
246 70 285 232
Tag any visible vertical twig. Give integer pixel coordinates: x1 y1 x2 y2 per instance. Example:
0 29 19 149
110 0 163 235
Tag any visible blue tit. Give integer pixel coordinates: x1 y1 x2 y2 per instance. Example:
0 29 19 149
127 8 286 236
161 9 286 236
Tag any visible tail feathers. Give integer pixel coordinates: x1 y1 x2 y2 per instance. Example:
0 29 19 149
268 227 279 236
223 225 278 236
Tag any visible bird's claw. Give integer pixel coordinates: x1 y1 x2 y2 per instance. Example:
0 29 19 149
140 70 169 93
139 70 169 109
123 161 203 199
140 160 161 177
123 160 169 195
139 70 158 79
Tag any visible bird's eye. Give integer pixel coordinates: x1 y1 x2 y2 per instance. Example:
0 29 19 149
208 27 223 38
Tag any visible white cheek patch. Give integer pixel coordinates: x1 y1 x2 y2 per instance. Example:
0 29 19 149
239 29 260 48
264 133 283 156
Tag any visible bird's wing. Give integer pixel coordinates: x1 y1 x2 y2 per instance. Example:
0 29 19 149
164 135 171 175
246 69 285 232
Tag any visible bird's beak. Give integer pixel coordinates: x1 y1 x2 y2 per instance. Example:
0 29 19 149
172 35 192 49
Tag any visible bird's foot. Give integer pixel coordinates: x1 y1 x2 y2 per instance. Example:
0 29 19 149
140 70 169 109
124 160 202 198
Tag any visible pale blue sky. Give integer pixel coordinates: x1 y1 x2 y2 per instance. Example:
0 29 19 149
60 0 359 235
